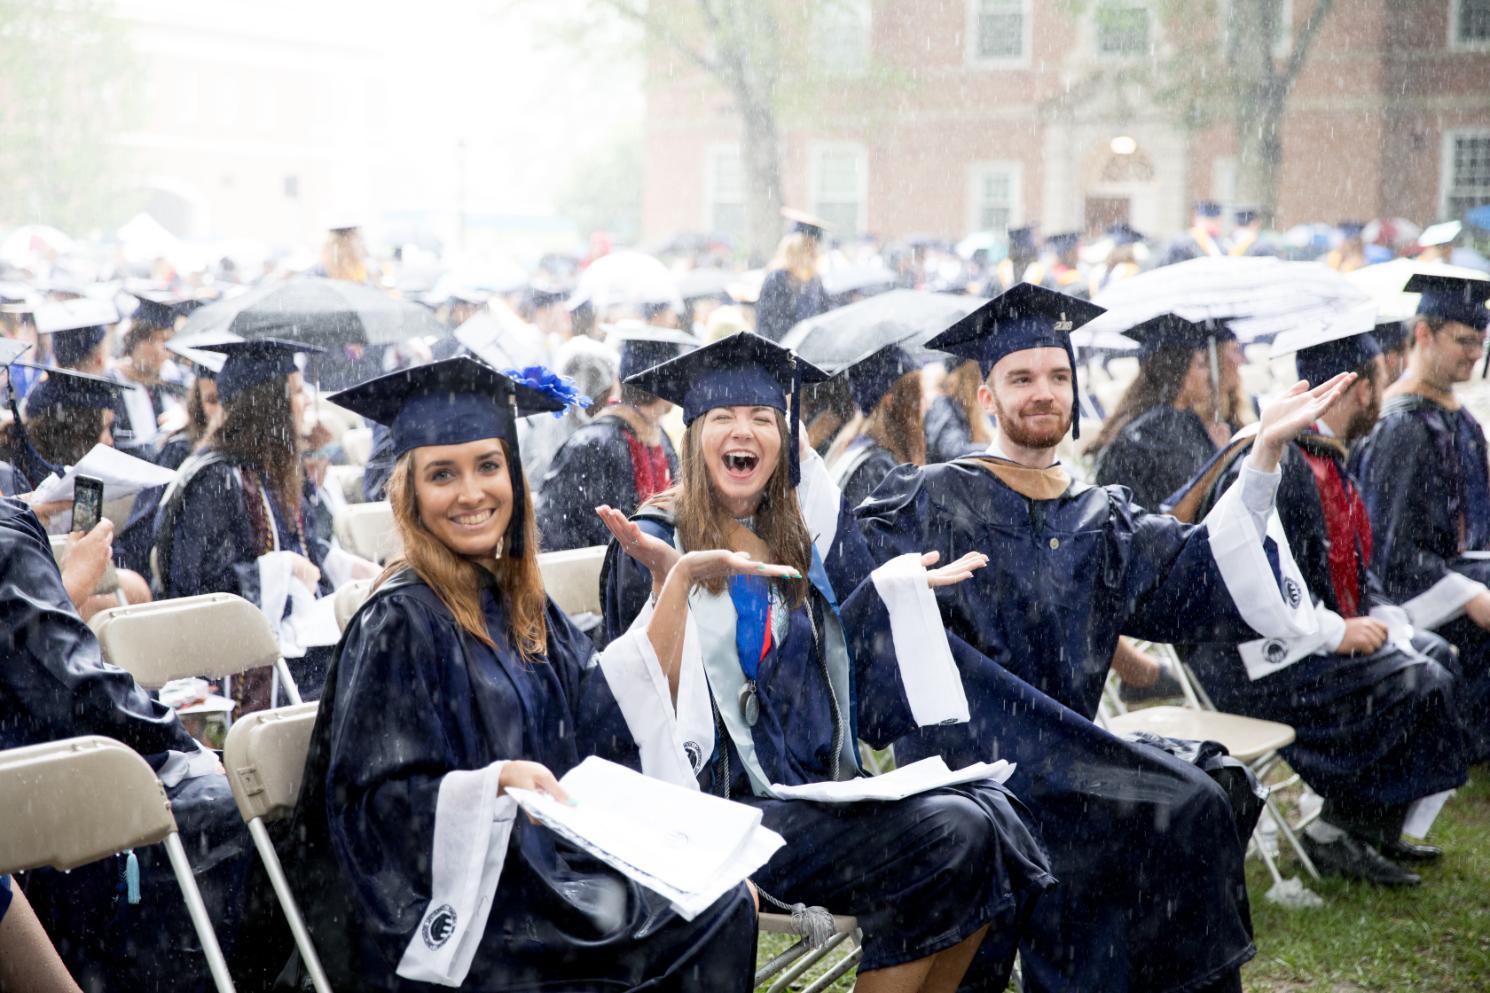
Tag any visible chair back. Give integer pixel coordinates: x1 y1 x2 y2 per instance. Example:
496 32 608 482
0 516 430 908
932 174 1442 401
94 593 281 689
222 703 319 825
333 502 401 564
537 545 606 617
339 426 374 465
333 578 373 632
0 736 175 873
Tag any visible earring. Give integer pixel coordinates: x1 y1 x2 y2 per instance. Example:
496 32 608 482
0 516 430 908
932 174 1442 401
493 536 505 560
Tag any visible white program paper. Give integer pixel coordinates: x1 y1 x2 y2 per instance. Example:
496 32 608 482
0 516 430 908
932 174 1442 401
32 443 176 504
508 756 785 920
769 756 1015 803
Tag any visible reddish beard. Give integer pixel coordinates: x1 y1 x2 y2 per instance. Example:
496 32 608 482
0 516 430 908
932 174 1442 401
990 393 1073 448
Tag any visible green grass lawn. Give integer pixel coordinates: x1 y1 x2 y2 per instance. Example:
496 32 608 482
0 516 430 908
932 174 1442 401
757 767 1490 992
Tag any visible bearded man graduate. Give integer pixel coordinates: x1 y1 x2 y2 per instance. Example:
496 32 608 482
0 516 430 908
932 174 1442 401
854 282 1356 993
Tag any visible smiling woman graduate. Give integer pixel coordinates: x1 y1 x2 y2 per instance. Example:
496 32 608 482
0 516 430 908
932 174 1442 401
597 332 1052 993
292 356 757 992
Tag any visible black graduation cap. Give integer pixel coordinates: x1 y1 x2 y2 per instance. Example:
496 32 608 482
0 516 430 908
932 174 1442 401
1268 305 1381 386
605 323 700 382
1405 272 1490 330
1233 206 1261 227
329 357 574 558
926 282 1105 438
34 298 117 367
623 331 829 484
1193 200 1222 218
525 281 570 310
1123 313 1235 355
1106 223 1145 246
781 207 831 241
1006 225 1038 252
1045 231 1080 254
1371 318 1410 351
130 291 193 331
18 363 130 416
838 343 919 415
167 330 240 377
198 338 326 402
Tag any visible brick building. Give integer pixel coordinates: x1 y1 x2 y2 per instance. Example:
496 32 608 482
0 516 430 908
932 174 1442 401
641 0 1490 247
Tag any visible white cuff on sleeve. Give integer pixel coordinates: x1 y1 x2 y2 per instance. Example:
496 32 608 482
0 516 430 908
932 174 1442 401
795 445 841 564
1402 572 1488 631
869 553 970 726
1204 468 1319 643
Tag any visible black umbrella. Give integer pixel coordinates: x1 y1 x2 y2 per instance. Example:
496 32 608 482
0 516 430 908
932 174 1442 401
181 276 447 346
781 289 987 373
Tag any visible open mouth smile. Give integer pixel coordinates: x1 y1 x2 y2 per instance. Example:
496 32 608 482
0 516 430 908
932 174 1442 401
722 450 760 478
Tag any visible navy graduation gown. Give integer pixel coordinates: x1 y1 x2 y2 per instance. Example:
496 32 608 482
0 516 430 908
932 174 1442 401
755 269 829 342
833 438 899 513
536 417 679 553
0 497 254 993
923 394 983 464
293 572 756 992
1183 439 1469 806
1092 405 1217 511
598 507 1053 978
856 460 1261 993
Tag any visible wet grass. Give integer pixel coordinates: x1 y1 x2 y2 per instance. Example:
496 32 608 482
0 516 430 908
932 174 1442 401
755 766 1490 992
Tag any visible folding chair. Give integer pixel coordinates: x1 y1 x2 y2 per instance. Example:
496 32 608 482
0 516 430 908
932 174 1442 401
0 736 237 993
222 704 332 993
325 464 366 505
536 545 606 617
755 912 862 993
332 502 401 564
1098 644 1320 886
92 592 304 714
338 426 373 466
332 577 373 632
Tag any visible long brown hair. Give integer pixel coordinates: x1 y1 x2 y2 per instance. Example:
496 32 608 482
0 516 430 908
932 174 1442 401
943 360 993 447
654 409 812 606
863 371 926 466
1087 345 1197 454
379 447 548 660
205 377 304 523
27 406 105 466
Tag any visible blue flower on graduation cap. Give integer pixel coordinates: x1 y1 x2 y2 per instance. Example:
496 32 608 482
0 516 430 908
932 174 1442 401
501 364 592 417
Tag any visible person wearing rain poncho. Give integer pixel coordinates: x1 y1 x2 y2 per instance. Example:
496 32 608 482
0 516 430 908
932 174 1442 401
292 357 757 992
852 283 1358 993
1353 273 1490 762
822 343 926 510
1167 316 1468 887
536 326 694 552
152 339 344 703
599 332 1054 993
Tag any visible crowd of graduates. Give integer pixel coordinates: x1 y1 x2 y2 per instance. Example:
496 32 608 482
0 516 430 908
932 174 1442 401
0 203 1487 993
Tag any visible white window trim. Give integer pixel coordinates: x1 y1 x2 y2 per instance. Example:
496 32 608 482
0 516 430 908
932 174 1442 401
965 160 1025 235
808 141 869 234
703 142 744 234
1449 0 1490 51
965 0 1034 69
1090 0 1154 61
1440 127 1490 219
816 0 873 76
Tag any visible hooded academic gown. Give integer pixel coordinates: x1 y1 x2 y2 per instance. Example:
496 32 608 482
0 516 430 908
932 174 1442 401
0 497 255 993
597 460 1054 982
854 452 1320 993
537 416 679 553
1092 405 1218 511
1354 393 1490 761
1180 435 1468 815
292 571 757 993
755 269 829 343
829 437 899 512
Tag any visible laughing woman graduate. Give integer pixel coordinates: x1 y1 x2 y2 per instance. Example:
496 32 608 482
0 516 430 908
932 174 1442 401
293 357 757 992
597 332 1052 993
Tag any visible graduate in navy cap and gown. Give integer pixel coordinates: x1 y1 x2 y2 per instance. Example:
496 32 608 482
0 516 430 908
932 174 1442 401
600 332 1053 993
294 356 759 992
536 325 694 551
823 343 925 509
153 338 337 702
1089 314 1242 510
1353 273 1490 761
1036 232 1086 299
988 225 1041 294
1157 200 1226 267
756 209 831 342
855 282 1358 993
1170 308 1468 886
108 292 190 456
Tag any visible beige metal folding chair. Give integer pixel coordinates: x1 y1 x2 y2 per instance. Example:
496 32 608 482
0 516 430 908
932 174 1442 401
755 912 862 993
1098 644 1320 886
332 578 373 633
332 502 401 564
222 704 332 993
324 464 366 505
536 545 606 617
338 426 373 466
0 736 237 993
92 592 303 711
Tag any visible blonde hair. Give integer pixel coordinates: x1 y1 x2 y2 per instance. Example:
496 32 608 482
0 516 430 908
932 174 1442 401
320 229 368 283
768 232 821 283
378 448 548 660
649 410 811 606
943 360 994 447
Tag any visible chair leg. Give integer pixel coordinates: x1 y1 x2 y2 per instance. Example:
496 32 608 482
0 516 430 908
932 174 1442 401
1267 796 1321 881
275 657 304 707
163 831 238 993
248 819 334 993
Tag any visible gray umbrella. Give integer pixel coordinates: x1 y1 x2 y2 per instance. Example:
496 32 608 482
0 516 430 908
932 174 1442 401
181 276 446 346
781 289 986 373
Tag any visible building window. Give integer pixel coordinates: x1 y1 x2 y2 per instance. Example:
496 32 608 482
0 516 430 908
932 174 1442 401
817 0 872 74
1452 0 1490 46
1443 130 1490 219
810 144 868 235
705 146 746 241
967 0 1031 65
966 161 1023 234
1095 1 1150 56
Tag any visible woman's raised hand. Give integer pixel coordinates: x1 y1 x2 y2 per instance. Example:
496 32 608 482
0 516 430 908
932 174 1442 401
596 504 681 580
676 548 802 585
921 549 990 589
